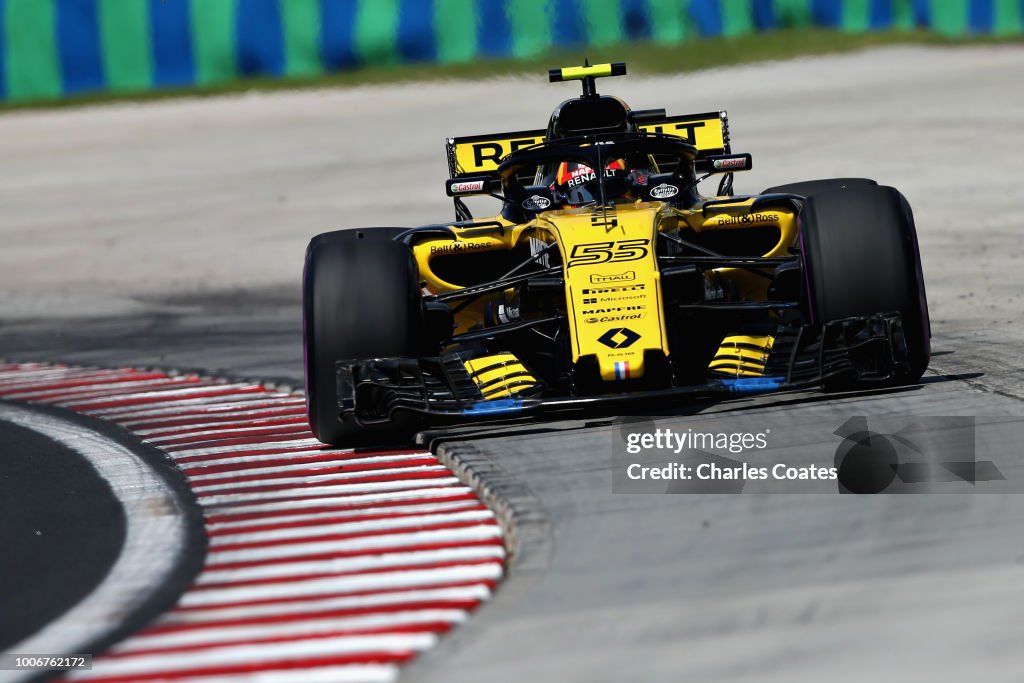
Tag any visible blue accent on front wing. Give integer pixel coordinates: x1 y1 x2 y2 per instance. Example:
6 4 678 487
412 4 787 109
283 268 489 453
718 376 785 394
464 398 525 415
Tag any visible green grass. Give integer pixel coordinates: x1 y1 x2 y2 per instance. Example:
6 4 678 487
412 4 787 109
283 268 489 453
3 28 1020 112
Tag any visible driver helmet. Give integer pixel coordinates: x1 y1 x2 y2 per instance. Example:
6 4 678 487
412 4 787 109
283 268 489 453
548 158 651 205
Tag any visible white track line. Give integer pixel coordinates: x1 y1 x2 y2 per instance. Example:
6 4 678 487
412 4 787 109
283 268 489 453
197 477 464 507
207 526 504 564
206 500 484 530
128 414 308 433
159 585 492 625
190 465 451 491
200 486 478 515
145 664 399 683
70 633 437 678
167 438 326 457
144 422 311 443
178 563 504 609
115 400 305 424
187 453 436 480
171 448 351 466
1 377 200 399
198 546 507 585
85 393 293 417
61 383 258 407
112 610 468 653
207 510 497 545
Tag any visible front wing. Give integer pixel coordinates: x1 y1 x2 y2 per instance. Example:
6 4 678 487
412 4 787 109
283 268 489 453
336 314 912 427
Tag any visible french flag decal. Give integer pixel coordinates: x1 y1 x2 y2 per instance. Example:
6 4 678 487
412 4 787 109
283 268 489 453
614 361 631 380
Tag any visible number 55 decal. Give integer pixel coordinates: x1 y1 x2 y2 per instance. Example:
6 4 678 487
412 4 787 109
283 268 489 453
567 239 650 268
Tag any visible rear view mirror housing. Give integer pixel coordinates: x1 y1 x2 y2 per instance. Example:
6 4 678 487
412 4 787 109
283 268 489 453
697 153 753 174
445 174 500 197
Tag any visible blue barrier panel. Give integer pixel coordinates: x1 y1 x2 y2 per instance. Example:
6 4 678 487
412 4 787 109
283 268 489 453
151 0 195 87
236 0 284 77
57 0 104 95
320 0 359 70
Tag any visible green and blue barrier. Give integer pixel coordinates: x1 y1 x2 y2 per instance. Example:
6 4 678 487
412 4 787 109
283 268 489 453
0 0 1021 103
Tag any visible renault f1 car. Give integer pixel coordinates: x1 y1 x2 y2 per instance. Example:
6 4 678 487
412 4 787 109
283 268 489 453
303 62 930 445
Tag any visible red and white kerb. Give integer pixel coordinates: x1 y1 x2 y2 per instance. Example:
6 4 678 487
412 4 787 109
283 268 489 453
0 362 505 683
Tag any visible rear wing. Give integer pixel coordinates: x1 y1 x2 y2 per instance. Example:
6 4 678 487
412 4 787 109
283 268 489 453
445 111 731 177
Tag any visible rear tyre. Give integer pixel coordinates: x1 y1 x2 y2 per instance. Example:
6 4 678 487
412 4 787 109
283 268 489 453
303 228 421 445
763 177 877 198
799 185 930 383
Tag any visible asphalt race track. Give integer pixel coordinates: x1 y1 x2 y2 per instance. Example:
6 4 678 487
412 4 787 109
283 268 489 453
1 45 1023 682
0 416 125 653
0 400 202 683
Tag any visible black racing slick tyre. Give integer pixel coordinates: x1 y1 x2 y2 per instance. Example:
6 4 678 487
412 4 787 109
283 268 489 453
799 185 931 382
303 228 421 445
763 177 877 198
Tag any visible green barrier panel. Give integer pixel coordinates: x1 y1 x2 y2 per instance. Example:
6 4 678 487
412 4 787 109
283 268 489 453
648 0 692 44
721 0 756 37
98 0 151 92
840 0 872 33
891 0 915 30
282 0 321 77
191 0 236 86
994 0 1024 34
931 0 971 36
583 0 625 46
5 0 60 100
501 0 544 58
508 0 553 58
354 0 400 66
772 0 814 28
436 0 478 63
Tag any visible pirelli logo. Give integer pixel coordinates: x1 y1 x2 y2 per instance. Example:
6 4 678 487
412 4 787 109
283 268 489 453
582 284 646 295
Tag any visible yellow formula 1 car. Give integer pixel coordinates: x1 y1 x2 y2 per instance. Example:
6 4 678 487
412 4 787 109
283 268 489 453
303 63 930 445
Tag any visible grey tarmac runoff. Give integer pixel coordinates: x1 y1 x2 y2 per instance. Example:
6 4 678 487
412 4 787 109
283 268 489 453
1 45 1023 682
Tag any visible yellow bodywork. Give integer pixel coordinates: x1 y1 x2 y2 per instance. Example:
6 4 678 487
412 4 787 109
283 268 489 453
463 353 539 398
411 196 798 384
538 204 667 381
708 334 775 377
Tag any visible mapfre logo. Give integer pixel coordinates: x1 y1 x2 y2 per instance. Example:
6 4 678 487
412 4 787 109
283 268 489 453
590 271 635 284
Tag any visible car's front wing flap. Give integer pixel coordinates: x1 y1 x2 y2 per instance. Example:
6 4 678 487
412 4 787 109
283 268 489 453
336 313 910 427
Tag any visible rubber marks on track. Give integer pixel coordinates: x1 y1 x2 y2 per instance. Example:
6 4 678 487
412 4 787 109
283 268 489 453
0 363 505 683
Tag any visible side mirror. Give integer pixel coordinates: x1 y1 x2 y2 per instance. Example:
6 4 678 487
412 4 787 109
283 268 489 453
445 174 500 197
697 153 753 174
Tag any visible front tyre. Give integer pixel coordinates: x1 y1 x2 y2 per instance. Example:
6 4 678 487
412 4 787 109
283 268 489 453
303 228 421 445
799 185 931 382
